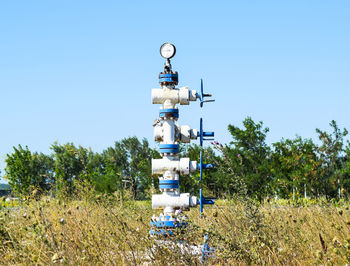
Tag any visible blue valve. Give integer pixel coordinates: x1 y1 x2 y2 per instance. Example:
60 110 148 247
198 150 215 182
198 79 215 108
201 234 216 263
198 189 215 213
198 118 215 147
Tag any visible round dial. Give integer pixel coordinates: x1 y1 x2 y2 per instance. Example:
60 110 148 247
160 43 176 59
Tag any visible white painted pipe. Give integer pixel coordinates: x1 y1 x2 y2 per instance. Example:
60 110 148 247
152 193 197 210
155 123 198 143
162 120 175 143
154 125 163 142
152 157 197 175
178 125 198 143
152 87 198 106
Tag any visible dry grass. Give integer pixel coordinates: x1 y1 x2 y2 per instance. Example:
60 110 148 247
193 199 350 265
0 193 349 265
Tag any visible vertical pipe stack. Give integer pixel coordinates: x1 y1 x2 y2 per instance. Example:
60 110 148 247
150 43 215 236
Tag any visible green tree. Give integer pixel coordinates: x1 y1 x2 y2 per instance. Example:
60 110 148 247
4 145 54 195
49 137 157 198
120 137 157 200
215 117 272 200
271 137 321 198
340 143 350 197
316 120 348 197
51 143 100 194
95 142 127 193
98 137 158 198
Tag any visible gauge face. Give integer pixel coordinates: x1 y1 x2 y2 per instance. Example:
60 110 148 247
160 43 176 59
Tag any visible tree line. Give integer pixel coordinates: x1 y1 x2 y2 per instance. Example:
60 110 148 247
2 117 350 200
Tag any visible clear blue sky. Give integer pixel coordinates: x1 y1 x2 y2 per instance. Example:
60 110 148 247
1 1 349 182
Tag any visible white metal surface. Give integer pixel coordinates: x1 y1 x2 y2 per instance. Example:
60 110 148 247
152 157 197 175
151 50 201 219
179 125 198 143
152 86 198 107
154 123 198 143
162 120 175 144
152 193 197 209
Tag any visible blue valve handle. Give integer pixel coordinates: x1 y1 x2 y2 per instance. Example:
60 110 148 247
199 79 215 108
198 189 215 213
199 118 215 147
198 149 216 214
201 234 216 263
198 151 215 181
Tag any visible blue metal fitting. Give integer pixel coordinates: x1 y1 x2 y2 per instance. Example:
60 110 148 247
149 229 175 236
198 150 215 182
201 234 216 263
159 180 179 185
203 132 214 137
149 217 188 236
159 108 179 118
150 220 178 227
159 179 179 189
159 144 179 154
199 118 215 147
159 73 178 85
159 73 178 78
198 79 215 108
198 189 215 213
198 150 216 214
197 163 215 170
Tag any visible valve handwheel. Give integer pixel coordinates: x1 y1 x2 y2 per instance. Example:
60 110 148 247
199 79 215 108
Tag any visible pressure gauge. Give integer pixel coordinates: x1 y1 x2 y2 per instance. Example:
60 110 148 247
160 43 176 59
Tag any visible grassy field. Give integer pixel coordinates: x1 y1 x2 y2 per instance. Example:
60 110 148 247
0 192 349 265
